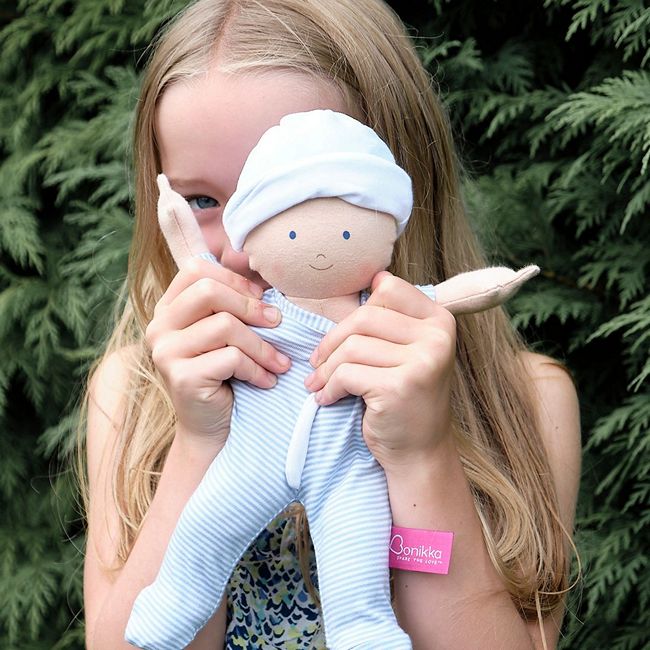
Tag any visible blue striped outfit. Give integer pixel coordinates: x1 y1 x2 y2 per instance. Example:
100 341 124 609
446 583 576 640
126 286 434 649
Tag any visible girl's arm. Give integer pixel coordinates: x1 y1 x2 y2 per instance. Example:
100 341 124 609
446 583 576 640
84 259 289 649
387 354 580 650
521 354 581 648
84 351 227 649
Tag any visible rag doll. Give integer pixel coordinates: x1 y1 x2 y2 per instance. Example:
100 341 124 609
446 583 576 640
126 110 539 649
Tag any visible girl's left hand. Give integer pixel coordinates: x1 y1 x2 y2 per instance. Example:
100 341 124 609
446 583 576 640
304 271 457 473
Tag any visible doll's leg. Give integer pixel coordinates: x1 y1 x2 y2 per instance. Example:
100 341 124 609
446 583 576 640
125 440 294 650
304 457 412 650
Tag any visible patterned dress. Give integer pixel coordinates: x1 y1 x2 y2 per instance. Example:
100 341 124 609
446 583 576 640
225 511 326 649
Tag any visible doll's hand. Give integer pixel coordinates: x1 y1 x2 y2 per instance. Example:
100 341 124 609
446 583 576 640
305 271 455 472
145 258 291 448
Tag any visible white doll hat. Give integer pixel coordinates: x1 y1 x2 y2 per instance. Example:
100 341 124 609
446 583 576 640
222 109 413 252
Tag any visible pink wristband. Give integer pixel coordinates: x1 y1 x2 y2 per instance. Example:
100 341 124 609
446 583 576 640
388 526 454 574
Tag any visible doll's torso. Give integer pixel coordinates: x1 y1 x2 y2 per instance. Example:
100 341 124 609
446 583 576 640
226 287 371 496
222 286 434 648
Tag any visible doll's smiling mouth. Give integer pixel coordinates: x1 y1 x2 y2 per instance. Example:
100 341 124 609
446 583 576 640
309 254 333 271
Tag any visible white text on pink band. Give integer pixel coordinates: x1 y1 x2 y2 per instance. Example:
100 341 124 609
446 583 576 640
388 527 453 575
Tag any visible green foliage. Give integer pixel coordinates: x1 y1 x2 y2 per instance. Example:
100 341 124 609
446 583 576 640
0 0 647 647
0 0 185 645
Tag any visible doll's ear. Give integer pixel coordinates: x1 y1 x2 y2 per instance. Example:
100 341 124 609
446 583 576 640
436 265 540 315
157 174 215 268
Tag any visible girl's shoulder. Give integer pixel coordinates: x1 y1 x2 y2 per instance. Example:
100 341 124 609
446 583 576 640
88 346 138 420
520 351 580 438
83 347 139 628
85 346 138 493
520 350 581 448
520 350 575 382
520 351 581 522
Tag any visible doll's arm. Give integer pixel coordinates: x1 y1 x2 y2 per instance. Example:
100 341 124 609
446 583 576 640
156 173 217 268
435 265 540 315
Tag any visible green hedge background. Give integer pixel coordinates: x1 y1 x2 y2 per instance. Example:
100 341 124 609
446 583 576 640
0 0 648 648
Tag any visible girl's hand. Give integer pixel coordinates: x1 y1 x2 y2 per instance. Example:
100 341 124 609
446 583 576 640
145 258 291 448
305 271 456 473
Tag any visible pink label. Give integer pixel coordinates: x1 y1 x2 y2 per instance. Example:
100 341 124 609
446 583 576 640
388 526 453 575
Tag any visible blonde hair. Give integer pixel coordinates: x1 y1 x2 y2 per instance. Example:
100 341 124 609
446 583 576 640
78 0 574 625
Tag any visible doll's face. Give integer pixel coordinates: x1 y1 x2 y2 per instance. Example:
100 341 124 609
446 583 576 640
243 198 396 298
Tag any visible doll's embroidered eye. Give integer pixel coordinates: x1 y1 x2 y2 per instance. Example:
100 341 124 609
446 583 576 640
289 230 297 240
342 230 351 240
187 196 219 210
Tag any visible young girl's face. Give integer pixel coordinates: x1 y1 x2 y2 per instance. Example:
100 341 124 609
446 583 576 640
156 68 354 285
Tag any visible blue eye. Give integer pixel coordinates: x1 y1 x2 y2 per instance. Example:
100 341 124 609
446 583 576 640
342 230 351 240
289 230 297 239
187 196 220 210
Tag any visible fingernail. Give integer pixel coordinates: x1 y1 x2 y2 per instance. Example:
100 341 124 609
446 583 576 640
315 390 324 404
276 352 290 367
265 372 278 387
309 349 319 367
304 372 315 388
263 306 280 324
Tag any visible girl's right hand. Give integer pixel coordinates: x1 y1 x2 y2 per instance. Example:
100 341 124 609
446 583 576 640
145 258 291 448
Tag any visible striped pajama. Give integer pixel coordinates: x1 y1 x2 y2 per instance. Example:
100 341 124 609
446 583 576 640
126 286 434 649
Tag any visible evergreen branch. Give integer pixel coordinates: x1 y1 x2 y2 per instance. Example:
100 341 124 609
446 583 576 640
610 0 650 63
587 392 649 449
629 358 650 393
0 431 27 499
548 70 650 174
621 177 650 232
587 294 650 348
543 0 611 43
0 198 45 272
38 411 80 462
420 39 463 68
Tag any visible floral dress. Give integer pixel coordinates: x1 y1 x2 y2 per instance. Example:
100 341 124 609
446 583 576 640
225 511 326 649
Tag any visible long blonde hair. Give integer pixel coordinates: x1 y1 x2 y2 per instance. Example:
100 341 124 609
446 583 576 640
79 0 573 622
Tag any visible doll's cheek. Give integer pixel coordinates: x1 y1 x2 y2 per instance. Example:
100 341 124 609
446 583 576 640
246 248 273 271
255 259 289 286
364 260 382 277
270 261 286 278
360 259 390 283
347 262 374 284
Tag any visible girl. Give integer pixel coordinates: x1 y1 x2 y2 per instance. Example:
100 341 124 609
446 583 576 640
80 1 581 648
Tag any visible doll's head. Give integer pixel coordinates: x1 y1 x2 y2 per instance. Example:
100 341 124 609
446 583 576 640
243 198 396 299
222 110 412 298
